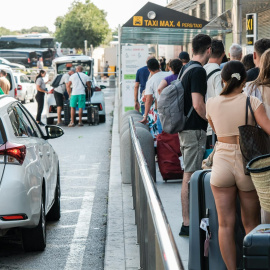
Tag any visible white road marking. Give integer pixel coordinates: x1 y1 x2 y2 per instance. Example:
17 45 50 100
64 171 98 270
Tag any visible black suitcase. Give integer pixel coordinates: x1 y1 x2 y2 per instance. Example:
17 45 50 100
243 224 270 269
87 105 99 125
189 170 245 270
64 99 70 126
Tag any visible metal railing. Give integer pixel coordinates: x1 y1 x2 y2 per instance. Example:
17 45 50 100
129 116 184 270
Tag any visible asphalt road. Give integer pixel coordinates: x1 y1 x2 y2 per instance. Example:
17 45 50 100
0 87 115 270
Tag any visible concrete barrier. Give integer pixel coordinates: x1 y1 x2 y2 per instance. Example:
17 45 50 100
121 115 143 130
118 98 122 133
136 127 156 183
109 75 116 88
120 121 148 139
120 120 155 184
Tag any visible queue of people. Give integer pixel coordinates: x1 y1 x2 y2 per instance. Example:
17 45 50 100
134 35 270 270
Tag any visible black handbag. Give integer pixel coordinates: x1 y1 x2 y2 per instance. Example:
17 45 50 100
238 96 270 175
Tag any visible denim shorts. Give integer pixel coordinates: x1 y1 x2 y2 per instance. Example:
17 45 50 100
70 94 86 108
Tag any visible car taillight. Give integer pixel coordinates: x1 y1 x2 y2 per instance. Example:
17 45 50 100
0 142 26 165
95 86 101 91
99 104 103 110
14 88 17 98
0 214 28 221
48 88 54 94
17 85 22 91
28 58 30 63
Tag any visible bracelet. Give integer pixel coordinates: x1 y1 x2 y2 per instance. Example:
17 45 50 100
143 114 146 117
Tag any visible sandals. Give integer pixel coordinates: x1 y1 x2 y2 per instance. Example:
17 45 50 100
68 122 75 127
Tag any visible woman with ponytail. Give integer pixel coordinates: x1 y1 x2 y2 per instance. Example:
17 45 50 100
206 60 270 270
35 70 49 125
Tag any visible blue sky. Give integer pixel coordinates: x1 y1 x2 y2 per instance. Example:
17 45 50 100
2 0 167 31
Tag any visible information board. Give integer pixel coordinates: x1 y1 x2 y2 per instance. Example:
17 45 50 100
122 45 148 113
246 13 257 54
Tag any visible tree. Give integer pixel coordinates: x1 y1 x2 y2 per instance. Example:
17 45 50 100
21 26 51 34
0 27 17 36
55 0 110 49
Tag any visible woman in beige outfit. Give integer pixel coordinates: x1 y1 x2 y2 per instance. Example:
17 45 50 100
206 60 270 270
245 48 270 223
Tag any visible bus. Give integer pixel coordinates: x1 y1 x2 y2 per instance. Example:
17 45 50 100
0 35 55 66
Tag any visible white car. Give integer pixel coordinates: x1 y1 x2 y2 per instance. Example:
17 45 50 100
0 96 63 251
46 55 106 124
0 64 18 99
0 57 26 71
13 72 36 103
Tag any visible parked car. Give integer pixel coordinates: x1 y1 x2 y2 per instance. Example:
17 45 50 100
0 49 38 68
0 57 26 71
46 55 106 124
0 64 18 99
0 96 63 251
13 72 36 103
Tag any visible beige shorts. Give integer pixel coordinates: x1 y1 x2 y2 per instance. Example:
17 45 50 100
211 142 255 191
179 130 206 173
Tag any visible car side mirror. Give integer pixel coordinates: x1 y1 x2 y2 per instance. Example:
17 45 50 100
100 85 106 89
44 125 64 139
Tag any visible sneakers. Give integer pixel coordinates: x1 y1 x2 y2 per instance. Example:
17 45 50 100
68 122 75 127
179 223 189 237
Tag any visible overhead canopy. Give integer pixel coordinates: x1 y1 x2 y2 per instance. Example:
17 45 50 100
121 2 230 45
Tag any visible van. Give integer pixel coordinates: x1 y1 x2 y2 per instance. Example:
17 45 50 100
0 49 38 68
0 65 18 98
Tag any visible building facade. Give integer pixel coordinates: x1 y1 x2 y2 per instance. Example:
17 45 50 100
167 0 270 55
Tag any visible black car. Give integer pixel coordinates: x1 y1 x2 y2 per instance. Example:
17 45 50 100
0 49 38 68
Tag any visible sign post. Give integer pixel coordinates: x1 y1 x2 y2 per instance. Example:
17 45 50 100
246 13 257 54
121 45 148 113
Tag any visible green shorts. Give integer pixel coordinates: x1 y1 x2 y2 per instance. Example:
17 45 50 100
70 94 86 108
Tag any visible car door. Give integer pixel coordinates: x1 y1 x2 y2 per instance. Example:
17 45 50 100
20 105 57 211
7 103 46 213
23 75 33 98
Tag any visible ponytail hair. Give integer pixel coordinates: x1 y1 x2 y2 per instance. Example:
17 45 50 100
35 70 46 83
220 61 247 96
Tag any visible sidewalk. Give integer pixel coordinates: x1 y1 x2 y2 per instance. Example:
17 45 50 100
104 89 140 270
105 88 189 269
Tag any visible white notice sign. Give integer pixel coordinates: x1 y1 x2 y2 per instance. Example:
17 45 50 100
122 45 148 113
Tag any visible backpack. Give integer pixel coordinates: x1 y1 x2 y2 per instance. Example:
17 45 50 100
51 74 64 88
157 63 202 134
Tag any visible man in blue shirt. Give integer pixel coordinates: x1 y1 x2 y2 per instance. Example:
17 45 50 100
134 57 152 114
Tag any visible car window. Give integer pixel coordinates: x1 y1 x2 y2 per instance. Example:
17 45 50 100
0 60 2 64
19 105 43 138
14 76 18 84
8 104 35 137
20 75 25 83
23 75 30 83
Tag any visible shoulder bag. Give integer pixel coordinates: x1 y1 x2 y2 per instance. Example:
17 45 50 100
238 96 270 175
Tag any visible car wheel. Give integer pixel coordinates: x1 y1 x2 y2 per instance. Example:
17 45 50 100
22 193 46 252
46 117 54 125
46 173 61 221
99 115 106 123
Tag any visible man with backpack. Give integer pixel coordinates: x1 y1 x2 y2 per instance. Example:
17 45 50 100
53 68 75 126
178 34 212 236
204 39 225 148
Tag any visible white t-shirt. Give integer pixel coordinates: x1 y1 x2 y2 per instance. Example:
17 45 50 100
54 73 70 94
204 63 223 136
144 71 169 101
69 72 90 96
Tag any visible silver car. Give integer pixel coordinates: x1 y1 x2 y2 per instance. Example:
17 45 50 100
0 96 63 251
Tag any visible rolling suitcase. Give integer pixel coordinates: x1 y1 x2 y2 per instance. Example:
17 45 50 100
64 99 70 126
189 170 245 270
156 131 183 181
87 104 99 125
243 224 270 269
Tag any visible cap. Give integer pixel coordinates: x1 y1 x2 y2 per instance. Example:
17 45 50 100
179 51 190 61
70 67 76 72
